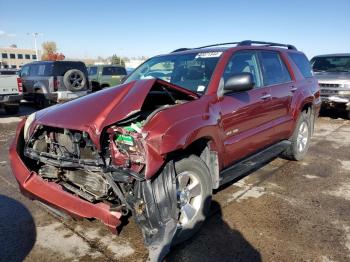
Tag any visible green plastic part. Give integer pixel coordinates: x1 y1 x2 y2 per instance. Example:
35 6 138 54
116 134 134 146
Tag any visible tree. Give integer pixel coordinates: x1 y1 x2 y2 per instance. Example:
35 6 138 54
41 41 64 61
111 54 125 66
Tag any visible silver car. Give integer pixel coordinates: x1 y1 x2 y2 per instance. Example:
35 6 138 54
20 61 91 108
311 54 350 119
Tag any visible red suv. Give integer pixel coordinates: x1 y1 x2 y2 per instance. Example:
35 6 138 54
10 41 320 259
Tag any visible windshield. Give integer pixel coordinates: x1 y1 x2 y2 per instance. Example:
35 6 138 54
124 51 222 93
311 56 350 72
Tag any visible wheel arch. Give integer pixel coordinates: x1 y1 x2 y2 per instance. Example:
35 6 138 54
147 136 221 190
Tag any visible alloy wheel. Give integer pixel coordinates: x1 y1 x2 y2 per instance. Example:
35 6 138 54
297 121 309 152
176 171 203 227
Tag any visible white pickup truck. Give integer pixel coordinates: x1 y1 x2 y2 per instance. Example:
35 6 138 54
0 70 23 114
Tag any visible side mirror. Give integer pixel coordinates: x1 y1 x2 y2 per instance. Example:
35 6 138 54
224 72 255 94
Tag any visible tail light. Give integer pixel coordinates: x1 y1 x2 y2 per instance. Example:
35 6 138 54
17 78 23 95
53 77 59 91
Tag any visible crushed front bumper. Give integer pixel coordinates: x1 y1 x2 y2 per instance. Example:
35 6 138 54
9 119 122 232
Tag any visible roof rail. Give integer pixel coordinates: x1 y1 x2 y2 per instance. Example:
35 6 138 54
195 42 240 49
237 40 297 50
171 48 192 53
171 40 297 53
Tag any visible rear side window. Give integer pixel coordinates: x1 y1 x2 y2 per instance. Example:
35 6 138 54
260 51 291 86
102 66 127 76
29 64 53 76
53 62 87 76
289 53 312 78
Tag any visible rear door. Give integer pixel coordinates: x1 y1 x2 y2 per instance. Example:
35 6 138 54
219 50 277 167
259 51 294 140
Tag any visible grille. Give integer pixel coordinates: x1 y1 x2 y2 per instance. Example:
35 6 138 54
320 89 339 95
319 83 340 88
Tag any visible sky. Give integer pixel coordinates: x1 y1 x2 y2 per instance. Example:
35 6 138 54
0 0 349 59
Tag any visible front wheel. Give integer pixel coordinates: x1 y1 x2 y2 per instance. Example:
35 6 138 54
283 111 311 161
173 155 212 245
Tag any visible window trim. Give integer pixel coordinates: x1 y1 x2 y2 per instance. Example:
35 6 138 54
9 53 16 59
222 50 264 90
258 50 293 87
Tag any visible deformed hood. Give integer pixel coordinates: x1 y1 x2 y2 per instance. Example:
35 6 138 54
34 79 197 136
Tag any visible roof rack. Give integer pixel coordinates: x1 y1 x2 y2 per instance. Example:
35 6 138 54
171 40 297 52
237 40 297 50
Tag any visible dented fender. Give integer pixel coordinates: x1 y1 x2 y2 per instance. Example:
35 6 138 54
142 95 224 179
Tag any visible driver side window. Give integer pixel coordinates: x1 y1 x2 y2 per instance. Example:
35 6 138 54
223 51 262 88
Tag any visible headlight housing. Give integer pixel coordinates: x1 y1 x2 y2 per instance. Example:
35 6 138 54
24 112 36 141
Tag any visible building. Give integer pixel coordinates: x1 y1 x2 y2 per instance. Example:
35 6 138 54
0 46 38 69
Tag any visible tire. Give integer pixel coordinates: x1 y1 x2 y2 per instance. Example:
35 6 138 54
4 105 19 115
283 111 311 161
172 155 212 245
63 69 87 92
34 93 50 109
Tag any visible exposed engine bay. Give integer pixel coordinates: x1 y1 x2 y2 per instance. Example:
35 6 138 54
23 82 194 215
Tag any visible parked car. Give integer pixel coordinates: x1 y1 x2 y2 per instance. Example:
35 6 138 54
0 69 19 75
19 61 91 108
10 40 320 260
311 54 350 119
0 71 23 114
87 64 127 91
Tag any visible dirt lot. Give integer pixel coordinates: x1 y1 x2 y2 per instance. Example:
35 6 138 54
0 105 349 262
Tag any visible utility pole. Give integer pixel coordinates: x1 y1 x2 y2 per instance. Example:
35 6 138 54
27 32 43 61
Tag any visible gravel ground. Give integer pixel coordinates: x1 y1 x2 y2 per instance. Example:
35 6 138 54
0 105 349 262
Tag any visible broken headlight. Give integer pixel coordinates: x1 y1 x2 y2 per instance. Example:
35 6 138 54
24 112 36 141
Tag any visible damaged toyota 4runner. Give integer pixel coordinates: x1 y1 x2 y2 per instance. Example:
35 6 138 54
9 41 320 259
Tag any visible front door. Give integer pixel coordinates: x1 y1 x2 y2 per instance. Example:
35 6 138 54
218 50 276 167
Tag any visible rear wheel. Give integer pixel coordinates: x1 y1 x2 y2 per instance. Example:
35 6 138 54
34 93 50 109
283 110 311 161
4 105 19 115
172 155 212 245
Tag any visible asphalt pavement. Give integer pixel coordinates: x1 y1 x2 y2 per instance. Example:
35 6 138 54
0 105 349 262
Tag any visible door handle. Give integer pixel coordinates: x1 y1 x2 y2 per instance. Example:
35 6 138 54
260 94 271 100
290 86 298 92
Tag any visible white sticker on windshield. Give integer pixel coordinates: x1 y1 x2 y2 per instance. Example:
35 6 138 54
195 52 223 58
197 85 205 92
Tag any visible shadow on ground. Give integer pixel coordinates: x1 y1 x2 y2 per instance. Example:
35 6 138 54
0 102 37 118
319 107 349 120
167 200 261 262
0 195 36 262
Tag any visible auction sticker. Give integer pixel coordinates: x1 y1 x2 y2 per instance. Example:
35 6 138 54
195 52 222 58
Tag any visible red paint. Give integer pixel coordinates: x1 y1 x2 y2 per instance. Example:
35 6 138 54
9 119 121 232
10 44 321 224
